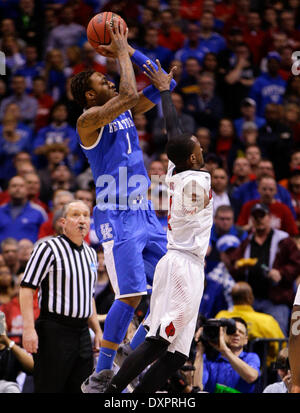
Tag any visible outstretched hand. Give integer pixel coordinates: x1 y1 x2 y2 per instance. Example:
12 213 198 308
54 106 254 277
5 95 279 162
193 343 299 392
143 59 176 91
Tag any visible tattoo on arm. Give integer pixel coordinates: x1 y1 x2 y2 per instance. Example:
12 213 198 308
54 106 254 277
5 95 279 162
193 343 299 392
77 109 103 129
77 53 138 132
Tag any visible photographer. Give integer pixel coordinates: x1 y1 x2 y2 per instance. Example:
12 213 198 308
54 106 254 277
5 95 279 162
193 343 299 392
193 317 260 393
263 347 291 393
0 311 34 393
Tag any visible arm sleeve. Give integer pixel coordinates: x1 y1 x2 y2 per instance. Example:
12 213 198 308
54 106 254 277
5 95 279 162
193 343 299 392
160 90 183 140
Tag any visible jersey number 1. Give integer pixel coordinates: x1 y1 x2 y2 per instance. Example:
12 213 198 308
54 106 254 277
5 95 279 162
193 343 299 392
126 132 132 154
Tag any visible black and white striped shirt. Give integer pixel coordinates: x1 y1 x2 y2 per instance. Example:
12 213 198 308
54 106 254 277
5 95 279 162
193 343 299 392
21 235 98 319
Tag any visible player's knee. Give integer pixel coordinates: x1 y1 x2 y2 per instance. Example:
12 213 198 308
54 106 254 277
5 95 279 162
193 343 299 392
120 295 142 308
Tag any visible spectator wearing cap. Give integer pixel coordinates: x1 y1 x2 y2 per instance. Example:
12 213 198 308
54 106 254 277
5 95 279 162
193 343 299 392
249 52 286 117
228 202 300 335
237 176 298 236
240 121 259 148
234 98 266 140
215 281 285 367
232 158 296 218
258 104 293 181
204 233 241 314
206 205 248 274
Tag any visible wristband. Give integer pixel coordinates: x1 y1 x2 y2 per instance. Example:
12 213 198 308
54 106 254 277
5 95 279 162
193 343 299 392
8 340 15 350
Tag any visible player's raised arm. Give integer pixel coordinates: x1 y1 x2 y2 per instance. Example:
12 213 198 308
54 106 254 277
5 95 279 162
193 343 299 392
143 59 182 140
128 46 177 116
74 19 138 141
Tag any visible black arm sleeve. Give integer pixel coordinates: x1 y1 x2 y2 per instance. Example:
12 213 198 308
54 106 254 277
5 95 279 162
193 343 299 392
160 90 183 140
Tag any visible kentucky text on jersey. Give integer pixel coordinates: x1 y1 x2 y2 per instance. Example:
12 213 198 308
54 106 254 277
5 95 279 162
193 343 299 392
108 115 135 133
81 110 151 211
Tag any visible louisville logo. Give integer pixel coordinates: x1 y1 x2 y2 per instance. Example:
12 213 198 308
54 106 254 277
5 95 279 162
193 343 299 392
165 322 175 337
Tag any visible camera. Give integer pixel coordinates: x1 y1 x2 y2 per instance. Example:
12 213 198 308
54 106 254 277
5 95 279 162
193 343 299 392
200 318 237 345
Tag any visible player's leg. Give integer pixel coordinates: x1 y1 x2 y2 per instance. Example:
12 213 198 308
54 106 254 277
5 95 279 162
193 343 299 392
104 337 169 393
106 252 201 393
103 253 172 392
115 306 150 369
95 235 147 374
96 295 141 373
121 209 167 354
134 261 204 393
133 351 187 393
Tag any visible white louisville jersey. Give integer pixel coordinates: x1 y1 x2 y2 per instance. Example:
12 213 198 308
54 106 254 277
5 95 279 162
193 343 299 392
165 160 213 260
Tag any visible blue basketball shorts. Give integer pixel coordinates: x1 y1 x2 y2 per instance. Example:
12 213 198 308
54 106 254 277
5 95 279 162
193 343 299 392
94 204 167 299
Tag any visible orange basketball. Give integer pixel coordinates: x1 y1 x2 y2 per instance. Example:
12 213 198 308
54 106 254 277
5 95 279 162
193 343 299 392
86 12 127 49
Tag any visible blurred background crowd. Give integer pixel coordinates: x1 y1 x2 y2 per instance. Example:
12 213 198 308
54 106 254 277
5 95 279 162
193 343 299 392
1 0 300 393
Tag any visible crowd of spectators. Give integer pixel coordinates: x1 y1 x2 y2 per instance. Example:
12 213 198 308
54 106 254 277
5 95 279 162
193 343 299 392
1 0 300 393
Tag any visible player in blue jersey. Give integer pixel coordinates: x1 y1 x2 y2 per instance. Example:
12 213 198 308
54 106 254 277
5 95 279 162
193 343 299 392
71 19 176 392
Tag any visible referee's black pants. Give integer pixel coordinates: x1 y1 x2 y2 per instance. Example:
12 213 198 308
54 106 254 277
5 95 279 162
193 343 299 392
33 315 94 393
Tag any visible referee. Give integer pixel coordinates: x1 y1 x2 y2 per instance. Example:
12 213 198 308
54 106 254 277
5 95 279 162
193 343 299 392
19 200 102 393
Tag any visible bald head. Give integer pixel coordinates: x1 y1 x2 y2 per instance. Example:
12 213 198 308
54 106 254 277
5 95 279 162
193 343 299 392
231 282 254 305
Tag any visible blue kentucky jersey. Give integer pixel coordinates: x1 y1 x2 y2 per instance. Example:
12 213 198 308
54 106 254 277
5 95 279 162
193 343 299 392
81 110 150 212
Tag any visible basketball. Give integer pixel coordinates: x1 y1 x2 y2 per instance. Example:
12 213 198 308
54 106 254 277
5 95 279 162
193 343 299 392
86 12 127 49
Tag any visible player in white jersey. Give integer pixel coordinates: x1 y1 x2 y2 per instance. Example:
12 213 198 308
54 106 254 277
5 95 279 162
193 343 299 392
101 61 213 393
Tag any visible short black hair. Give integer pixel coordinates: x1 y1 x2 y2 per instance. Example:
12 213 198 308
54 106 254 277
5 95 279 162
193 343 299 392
232 317 248 334
70 70 95 108
165 133 195 168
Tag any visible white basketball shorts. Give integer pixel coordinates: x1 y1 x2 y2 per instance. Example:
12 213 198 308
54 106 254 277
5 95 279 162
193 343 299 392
144 249 204 357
